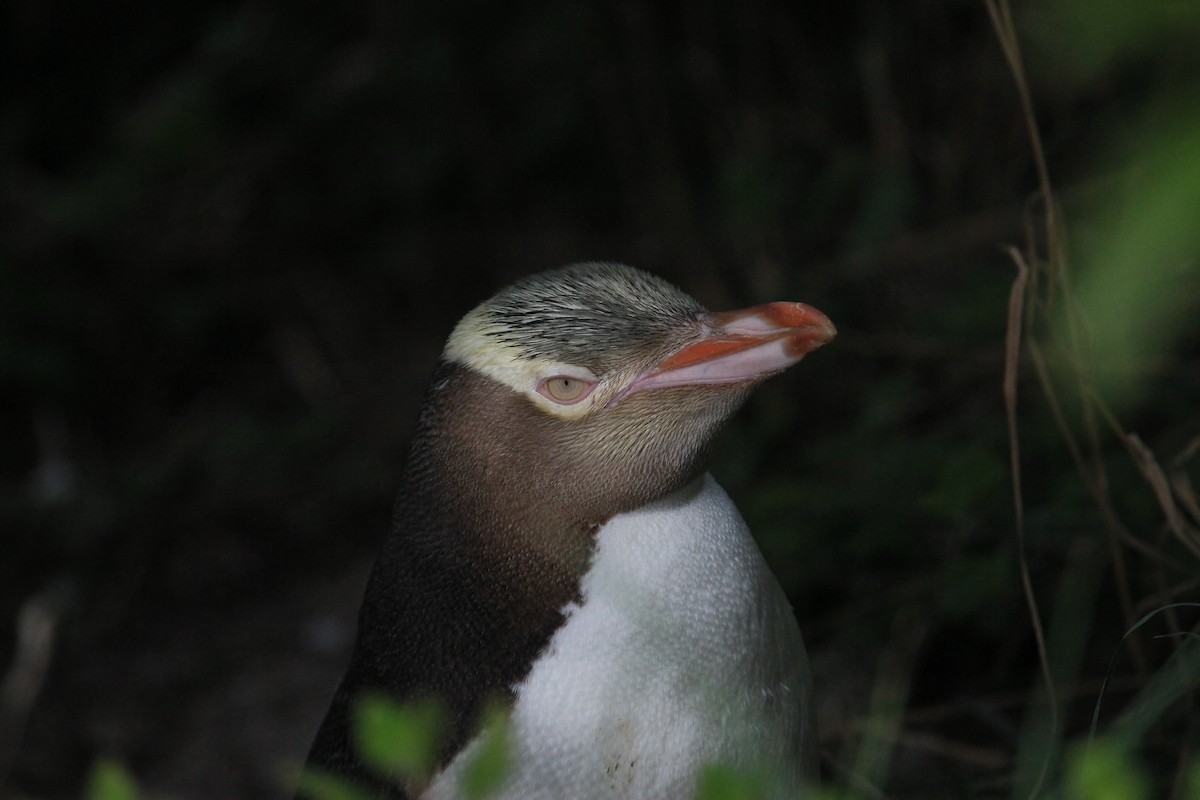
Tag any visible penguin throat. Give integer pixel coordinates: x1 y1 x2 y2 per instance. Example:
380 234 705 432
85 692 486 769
403 362 734 594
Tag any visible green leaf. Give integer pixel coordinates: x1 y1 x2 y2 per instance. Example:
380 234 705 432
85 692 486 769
1186 758 1200 800
1030 0 1200 81
84 759 140 800
694 764 769 800
1063 106 1200 410
461 703 512 799
293 768 377 800
353 694 446 782
1066 740 1149 800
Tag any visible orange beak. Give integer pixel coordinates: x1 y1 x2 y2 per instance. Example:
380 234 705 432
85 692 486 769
626 302 836 396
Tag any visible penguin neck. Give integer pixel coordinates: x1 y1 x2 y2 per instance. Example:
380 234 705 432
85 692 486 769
334 363 607 778
347 361 727 769
398 361 601 608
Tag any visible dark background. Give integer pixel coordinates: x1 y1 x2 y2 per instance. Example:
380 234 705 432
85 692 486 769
3 1 1199 798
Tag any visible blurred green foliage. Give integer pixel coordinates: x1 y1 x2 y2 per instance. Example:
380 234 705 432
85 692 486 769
695 764 772 800
83 760 140 800
1068 107 1200 409
292 769 373 800
354 694 445 784
1066 740 1149 800
1026 0 1200 83
298 695 509 799
1020 0 1200 408
459 705 511 800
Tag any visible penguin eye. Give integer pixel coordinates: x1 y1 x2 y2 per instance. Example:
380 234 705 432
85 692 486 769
537 375 596 405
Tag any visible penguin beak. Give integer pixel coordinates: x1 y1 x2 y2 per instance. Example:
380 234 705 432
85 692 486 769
624 302 836 396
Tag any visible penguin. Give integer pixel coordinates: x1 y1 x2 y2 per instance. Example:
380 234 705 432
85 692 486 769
301 263 835 799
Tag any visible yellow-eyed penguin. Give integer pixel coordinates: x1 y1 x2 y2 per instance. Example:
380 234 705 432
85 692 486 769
301 263 835 799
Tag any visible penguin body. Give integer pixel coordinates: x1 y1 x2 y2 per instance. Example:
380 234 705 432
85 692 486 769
425 474 814 800
301 264 834 799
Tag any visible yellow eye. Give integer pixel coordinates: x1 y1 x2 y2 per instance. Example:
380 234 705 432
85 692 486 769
539 375 594 404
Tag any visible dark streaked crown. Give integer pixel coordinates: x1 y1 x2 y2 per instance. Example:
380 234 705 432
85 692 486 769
462 263 705 373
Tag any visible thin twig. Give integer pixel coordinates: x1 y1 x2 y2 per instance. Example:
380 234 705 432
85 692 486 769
1079 387 1149 673
1170 435 1200 528
0 583 70 785
1000 244 1056 800
984 0 1061 269
988 0 1148 687
1123 434 1200 559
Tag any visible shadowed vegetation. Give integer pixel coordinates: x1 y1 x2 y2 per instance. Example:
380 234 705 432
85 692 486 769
2 0 1198 798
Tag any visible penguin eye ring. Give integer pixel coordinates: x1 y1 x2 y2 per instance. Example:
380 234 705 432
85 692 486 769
537 375 597 404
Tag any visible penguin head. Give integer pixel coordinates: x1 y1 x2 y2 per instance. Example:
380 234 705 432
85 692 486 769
435 263 835 520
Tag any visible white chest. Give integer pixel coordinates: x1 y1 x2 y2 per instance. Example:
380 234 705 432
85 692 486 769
425 475 815 800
